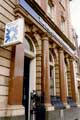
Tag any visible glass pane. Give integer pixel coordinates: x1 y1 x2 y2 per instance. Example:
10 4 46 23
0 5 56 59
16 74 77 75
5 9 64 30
50 66 54 96
49 52 53 62
24 36 34 52
61 17 65 32
47 4 51 14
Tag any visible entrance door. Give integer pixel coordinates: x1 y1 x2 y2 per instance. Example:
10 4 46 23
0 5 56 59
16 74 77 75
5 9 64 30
22 56 30 120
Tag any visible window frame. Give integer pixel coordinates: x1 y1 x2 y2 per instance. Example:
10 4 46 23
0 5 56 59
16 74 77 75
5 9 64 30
49 51 56 96
60 16 65 33
23 35 36 58
64 61 68 96
47 0 55 21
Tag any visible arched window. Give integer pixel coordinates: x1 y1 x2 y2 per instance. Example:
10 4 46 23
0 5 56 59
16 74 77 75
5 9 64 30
24 36 34 52
23 35 36 58
49 51 55 96
47 0 56 21
64 62 68 96
60 15 65 33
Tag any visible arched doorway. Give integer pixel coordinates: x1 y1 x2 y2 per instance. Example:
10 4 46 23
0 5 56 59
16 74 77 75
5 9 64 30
22 35 36 120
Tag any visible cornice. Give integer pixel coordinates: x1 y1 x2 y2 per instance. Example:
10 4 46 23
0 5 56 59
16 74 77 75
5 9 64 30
25 0 75 50
15 0 76 58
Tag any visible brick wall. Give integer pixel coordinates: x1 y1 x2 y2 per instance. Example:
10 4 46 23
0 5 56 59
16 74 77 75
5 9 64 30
35 0 75 45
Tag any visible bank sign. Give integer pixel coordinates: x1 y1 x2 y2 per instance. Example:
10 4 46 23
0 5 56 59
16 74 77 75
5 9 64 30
4 18 24 46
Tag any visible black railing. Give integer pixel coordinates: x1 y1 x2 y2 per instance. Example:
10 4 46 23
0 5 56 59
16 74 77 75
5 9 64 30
51 96 65 109
67 97 77 107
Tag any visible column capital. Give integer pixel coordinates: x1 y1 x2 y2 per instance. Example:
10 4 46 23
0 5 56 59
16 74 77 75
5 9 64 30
59 48 64 53
69 57 74 62
52 43 57 49
31 24 38 33
33 32 41 40
25 24 31 33
54 47 58 61
65 54 69 58
42 34 49 41
65 54 70 65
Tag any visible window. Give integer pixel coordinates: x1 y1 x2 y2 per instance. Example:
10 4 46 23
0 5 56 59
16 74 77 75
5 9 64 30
60 16 65 33
23 35 36 58
64 62 68 96
47 0 55 20
49 51 55 96
24 36 34 52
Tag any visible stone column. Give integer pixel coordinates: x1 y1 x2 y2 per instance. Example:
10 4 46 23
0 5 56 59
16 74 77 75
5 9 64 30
54 47 60 96
69 58 77 102
8 44 24 105
59 49 67 104
42 35 51 105
66 56 71 97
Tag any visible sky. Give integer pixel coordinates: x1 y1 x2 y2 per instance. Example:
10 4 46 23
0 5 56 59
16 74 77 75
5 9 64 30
70 0 80 46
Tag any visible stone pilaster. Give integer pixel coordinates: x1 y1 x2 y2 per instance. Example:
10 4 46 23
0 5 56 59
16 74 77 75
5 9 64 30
65 55 71 96
69 58 77 102
8 44 24 105
54 48 60 96
35 34 42 96
42 35 51 105
59 49 67 104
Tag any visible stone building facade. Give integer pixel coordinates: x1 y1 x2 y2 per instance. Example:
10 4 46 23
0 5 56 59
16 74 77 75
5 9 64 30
0 0 80 120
